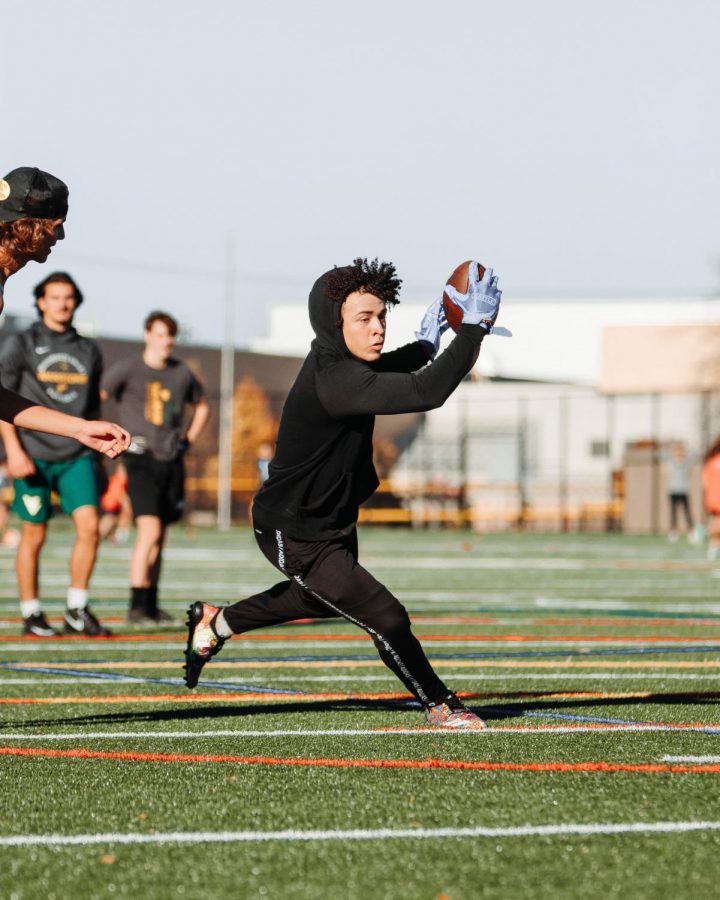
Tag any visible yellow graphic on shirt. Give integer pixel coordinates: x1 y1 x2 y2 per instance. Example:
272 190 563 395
36 354 89 404
145 382 173 426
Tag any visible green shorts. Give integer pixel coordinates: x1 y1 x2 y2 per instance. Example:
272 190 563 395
11 455 100 524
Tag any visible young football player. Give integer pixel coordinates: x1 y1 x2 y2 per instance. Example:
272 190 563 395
185 258 501 729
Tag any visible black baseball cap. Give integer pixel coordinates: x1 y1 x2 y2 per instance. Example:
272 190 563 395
0 167 68 223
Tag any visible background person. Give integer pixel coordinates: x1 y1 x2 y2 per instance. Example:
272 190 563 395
99 462 132 544
0 166 129 461
665 441 695 542
185 257 501 730
0 272 112 636
101 311 209 623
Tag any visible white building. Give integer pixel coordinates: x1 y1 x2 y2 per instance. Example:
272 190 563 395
248 296 720 530
249 296 720 384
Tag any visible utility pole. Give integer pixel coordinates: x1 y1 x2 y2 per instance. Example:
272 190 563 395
217 235 236 530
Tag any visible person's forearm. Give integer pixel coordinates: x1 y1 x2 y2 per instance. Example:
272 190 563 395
1 386 85 439
372 341 431 374
319 326 484 418
186 401 210 444
0 418 24 455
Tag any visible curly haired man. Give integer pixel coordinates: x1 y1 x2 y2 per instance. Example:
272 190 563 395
0 166 129 634
185 257 501 729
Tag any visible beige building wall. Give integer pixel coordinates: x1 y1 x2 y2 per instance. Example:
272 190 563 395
602 325 720 394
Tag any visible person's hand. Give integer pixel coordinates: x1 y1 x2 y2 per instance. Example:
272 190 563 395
6 446 36 480
176 437 191 457
74 421 131 458
415 296 449 356
444 264 502 331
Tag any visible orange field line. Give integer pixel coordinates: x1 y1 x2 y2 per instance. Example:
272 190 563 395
3 689 720 706
13 658 720 671
3 632 720 643
0 690 411 705
2 745 720 774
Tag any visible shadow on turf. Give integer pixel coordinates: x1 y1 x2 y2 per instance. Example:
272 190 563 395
5 691 720 731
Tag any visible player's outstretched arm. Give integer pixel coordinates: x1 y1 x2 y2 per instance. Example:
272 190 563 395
373 297 449 374
0 385 130 459
319 268 503 418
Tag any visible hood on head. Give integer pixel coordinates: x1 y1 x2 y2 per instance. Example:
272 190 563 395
309 267 352 362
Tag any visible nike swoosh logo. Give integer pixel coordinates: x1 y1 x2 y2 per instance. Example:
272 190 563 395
64 614 85 632
35 346 50 354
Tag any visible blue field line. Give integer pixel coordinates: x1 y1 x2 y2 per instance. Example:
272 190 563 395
526 710 720 735
0 662 306 696
477 707 720 734
11 644 720 668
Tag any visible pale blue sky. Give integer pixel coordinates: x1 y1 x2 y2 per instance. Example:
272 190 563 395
3 0 719 345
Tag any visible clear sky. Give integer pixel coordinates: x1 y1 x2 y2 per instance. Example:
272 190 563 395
3 0 719 346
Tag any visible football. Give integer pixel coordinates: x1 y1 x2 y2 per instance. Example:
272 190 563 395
443 260 486 332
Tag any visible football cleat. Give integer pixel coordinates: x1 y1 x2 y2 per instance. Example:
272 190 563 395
423 692 486 730
184 602 226 688
63 607 112 636
23 612 58 637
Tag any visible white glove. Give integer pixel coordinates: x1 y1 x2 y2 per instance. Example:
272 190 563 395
444 263 502 331
415 296 450 356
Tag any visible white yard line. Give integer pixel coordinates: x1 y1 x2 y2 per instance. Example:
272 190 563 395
661 756 720 764
2 821 720 847
0 724 715 740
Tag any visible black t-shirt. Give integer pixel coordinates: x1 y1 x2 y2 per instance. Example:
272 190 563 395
0 321 102 461
101 355 204 462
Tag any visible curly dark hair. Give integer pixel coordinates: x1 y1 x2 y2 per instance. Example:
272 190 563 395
325 257 402 308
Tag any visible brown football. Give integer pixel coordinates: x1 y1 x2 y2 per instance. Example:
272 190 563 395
442 260 486 332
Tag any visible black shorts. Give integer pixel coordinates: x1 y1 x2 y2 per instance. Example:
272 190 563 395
124 453 185 524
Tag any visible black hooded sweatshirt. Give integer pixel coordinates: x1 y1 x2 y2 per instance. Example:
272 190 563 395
252 269 486 540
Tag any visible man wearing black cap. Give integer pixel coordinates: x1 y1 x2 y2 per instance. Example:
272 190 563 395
0 167 130 633
184 257 502 730
0 272 112 636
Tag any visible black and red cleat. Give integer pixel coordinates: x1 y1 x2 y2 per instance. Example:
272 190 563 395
183 602 226 688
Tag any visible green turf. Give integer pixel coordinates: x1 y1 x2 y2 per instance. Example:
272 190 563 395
2 525 720 899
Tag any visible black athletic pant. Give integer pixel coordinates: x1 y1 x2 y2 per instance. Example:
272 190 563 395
222 523 449 707
669 493 693 531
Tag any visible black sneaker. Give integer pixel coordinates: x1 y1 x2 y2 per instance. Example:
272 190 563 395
64 607 112 636
23 612 58 637
127 607 153 625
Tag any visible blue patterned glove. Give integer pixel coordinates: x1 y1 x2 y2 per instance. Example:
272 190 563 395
444 264 502 330
415 296 449 356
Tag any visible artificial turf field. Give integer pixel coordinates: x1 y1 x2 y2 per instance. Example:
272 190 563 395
2 525 720 899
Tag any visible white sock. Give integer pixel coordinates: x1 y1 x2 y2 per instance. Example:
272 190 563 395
20 599 41 618
67 587 89 610
214 610 234 638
